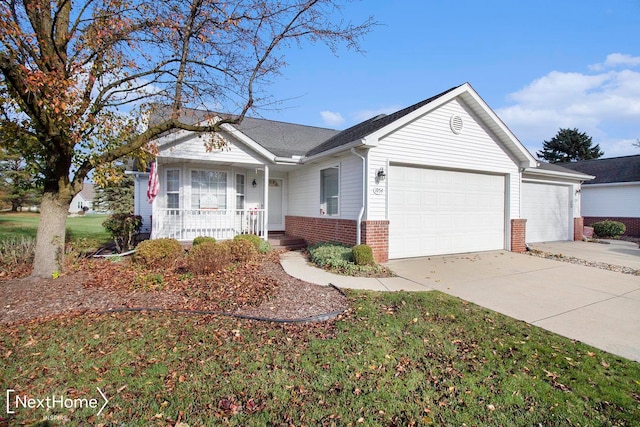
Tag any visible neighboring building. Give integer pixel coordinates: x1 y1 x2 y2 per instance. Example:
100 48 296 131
69 183 95 214
562 155 640 237
132 83 592 262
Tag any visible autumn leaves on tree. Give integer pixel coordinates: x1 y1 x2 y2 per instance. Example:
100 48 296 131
0 0 374 277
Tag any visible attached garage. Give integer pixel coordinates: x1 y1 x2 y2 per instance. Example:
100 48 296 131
388 165 506 258
521 181 571 243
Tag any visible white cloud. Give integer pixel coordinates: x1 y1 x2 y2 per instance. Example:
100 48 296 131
496 59 640 158
589 53 640 71
320 110 345 127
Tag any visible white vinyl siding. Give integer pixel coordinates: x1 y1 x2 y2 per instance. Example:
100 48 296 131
133 173 153 233
367 98 520 221
580 184 640 217
388 166 505 258
288 155 363 219
157 131 262 165
522 182 571 242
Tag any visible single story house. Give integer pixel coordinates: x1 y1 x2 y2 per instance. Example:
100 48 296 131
132 83 593 262
69 183 96 214
562 155 640 237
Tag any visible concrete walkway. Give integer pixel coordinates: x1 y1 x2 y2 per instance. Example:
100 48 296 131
280 250 640 362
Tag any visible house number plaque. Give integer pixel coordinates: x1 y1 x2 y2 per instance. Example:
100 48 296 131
372 187 384 195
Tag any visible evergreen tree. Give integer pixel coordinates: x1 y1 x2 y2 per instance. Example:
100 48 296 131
537 128 604 163
94 174 134 214
0 137 42 211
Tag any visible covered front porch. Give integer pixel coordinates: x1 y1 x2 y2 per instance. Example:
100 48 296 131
148 157 289 242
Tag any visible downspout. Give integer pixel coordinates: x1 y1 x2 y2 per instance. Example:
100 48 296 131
351 147 366 245
263 165 269 240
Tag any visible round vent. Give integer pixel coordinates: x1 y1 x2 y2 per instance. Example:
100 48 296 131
450 115 464 134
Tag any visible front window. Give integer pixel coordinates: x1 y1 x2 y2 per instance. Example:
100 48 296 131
191 170 227 209
236 174 245 210
320 166 339 216
166 170 180 209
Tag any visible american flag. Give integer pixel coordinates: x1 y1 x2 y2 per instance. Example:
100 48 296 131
147 161 159 203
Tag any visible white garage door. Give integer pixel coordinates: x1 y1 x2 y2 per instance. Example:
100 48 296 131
388 166 506 259
522 182 570 243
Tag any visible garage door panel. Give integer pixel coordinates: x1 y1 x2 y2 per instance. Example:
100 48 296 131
522 182 570 243
389 166 505 258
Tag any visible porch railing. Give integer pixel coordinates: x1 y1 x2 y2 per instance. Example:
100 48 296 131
152 208 265 241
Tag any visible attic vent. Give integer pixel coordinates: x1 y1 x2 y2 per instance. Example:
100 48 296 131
449 115 464 134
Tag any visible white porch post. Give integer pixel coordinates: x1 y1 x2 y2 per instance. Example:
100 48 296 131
262 165 269 240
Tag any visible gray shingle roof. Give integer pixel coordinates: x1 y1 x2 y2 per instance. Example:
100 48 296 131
149 84 466 159
305 85 462 156
149 105 338 158
234 117 339 157
560 155 640 184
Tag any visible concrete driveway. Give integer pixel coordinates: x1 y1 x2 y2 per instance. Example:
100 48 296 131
385 245 640 362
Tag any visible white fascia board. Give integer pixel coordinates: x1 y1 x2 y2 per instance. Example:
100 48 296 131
458 87 538 168
363 85 468 144
301 139 369 163
523 167 595 182
219 123 277 162
582 181 640 188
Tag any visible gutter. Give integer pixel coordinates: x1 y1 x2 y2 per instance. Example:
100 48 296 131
350 147 366 245
523 167 594 181
302 139 369 163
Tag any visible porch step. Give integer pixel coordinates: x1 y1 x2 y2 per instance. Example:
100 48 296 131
269 233 307 251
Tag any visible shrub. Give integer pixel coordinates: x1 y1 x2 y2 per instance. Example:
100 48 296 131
187 241 232 275
103 213 143 252
592 220 626 239
352 244 375 266
234 234 262 250
258 239 272 254
134 238 184 268
193 236 216 246
0 236 36 268
308 242 387 276
308 242 354 269
222 238 258 263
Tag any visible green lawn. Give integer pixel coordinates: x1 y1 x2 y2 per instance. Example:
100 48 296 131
2 291 638 426
0 212 110 245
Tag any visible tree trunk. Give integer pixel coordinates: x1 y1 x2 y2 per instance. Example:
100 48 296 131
32 191 70 277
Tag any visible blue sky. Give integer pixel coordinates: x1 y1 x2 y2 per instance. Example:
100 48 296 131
258 0 640 159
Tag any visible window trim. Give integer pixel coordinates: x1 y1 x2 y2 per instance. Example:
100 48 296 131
166 169 180 210
320 165 340 216
189 169 228 210
235 173 245 211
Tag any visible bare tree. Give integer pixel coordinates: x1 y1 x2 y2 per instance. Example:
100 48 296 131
0 0 374 277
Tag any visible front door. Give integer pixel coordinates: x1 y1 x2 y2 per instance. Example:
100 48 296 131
268 178 284 231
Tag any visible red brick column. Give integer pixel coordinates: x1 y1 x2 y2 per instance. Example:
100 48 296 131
573 217 584 241
510 219 527 253
361 220 389 263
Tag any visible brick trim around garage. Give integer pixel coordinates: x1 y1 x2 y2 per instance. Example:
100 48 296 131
285 216 389 263
510 219 527 253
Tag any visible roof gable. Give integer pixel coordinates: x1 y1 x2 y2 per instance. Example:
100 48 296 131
305 83 537 168
561 155 640 184
305 86 460 157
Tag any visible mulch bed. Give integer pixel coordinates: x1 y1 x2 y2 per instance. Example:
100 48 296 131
0 251 348 325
